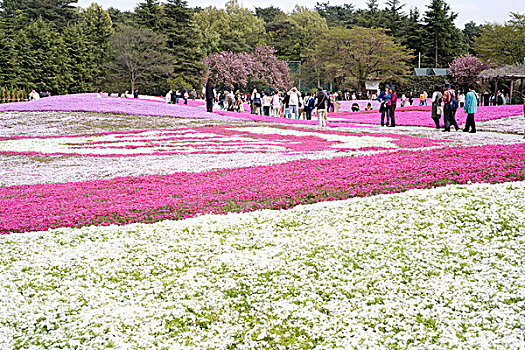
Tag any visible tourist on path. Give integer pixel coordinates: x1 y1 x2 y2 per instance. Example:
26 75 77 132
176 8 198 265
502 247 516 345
316 87 328 127
387 86 397 127
442 82 459 132
431 85 443 129
379 85 391 126
204 78 216 113
288 87 301 119
463 84 479 134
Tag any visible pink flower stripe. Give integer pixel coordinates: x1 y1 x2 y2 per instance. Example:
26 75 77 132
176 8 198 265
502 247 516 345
0 125 444 157
331 105 523 127
2 143 524 234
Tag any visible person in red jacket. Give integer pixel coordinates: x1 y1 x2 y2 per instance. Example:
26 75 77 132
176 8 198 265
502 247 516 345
387 86 398 127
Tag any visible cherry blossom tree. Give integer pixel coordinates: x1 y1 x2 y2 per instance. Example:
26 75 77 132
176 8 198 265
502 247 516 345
448 54 489 88
203 46 290 91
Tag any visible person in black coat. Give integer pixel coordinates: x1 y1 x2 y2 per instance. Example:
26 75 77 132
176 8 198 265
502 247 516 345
204 79 216 113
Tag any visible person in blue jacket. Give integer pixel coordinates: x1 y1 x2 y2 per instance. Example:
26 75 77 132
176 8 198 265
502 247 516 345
377 85 391 126
463 84 479 133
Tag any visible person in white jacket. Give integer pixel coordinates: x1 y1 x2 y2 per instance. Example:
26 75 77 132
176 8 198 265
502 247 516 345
288 87 301 119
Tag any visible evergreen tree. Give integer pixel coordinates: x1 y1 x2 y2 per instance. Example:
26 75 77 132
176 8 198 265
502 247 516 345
0 26 18 86
463 21 484 54
422 0 466 67
255 6 283 24
81 4 112 86
400 8 423 66
12 18 71 93
383 0 405 37
356 0 384 28
315 2 357 28
135 0 162 31
162 0 205 89
63 24 97 92
0 0 78 29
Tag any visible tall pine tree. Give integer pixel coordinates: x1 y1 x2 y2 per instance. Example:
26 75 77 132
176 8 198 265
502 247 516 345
135 0 162 31
383 0 405 37
0 0 78 30
400 8 423 66
162 0 204 89
422 0 466 66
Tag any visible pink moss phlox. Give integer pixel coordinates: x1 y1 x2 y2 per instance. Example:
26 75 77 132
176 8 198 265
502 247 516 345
1 143 524 234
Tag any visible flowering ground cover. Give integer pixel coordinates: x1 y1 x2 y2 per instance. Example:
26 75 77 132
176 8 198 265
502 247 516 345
1 181 524 349
1 95 525 348
330 105 524 127
2 142 525 234
0 125 443 157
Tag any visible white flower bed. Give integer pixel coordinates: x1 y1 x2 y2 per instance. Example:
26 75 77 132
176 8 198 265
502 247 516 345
1 182 524 349
235 126 399 149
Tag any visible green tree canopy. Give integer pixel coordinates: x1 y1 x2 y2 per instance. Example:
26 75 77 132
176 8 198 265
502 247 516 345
474 13 525 66
134 0 162 30
105 25 171 92
0 0 78 29
315 1 357 28
194 0 266 53
162 0 205 89
255 6 283 24
303 26 413 93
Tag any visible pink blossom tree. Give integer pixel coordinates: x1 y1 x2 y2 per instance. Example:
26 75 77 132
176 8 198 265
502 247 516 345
449 54 489 88
203 46 290 91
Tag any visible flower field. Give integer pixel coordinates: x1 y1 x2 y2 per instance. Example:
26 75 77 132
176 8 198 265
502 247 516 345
1 95 524 349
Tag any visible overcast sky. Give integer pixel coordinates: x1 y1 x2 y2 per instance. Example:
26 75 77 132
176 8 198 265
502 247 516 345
77 0 522 28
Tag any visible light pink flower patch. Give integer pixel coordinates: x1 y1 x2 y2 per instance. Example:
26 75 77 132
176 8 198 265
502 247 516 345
0 125 445 157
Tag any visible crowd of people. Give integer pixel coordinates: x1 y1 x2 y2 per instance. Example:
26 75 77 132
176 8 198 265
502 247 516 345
203 79 336 127
165 89 197 105
201 79 520 132
91 79 520 136
28 89 51 100
431 82 480 133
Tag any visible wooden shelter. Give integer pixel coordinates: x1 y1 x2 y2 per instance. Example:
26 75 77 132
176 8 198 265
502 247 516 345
479 64 525 103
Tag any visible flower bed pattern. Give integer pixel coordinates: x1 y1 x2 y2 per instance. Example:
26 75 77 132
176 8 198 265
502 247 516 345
1 181 524 349
0 125 444 157
2 143 525 234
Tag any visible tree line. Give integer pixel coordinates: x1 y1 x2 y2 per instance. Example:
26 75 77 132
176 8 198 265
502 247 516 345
0 0 522 95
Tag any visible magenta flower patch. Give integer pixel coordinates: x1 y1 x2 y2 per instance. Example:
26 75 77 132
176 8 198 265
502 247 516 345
1 143 524 234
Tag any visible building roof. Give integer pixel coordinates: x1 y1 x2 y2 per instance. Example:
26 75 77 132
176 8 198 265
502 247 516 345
479 64 525 79
432 68 449 76
414 68 449 76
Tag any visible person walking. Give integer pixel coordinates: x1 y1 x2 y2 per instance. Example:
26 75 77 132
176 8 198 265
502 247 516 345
463 84 479 133
408 91 413 105
442 83 459 132
204 78 216 113
304 93 315 120
431 85 443 129
165 90 172 104
387 86 397 127
316 87 328 127
282 92 290 118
